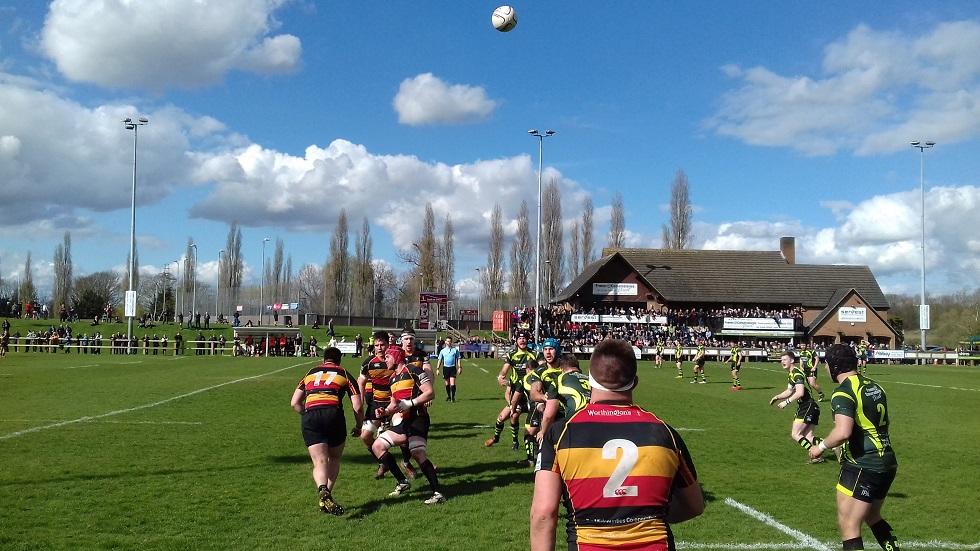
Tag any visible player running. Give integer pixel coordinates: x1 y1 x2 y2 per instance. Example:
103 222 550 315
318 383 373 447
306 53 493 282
371 345 446 504
800 343 826 401
290 347 363 515
654 340 664 368
769 349 824 463
728 342 743 390
857 340 870 375
521 338 563 466
485 330 538 449
689 341 707 384
357 330 395 479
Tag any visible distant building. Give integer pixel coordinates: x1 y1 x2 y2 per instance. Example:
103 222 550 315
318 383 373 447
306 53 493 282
554 237 899 347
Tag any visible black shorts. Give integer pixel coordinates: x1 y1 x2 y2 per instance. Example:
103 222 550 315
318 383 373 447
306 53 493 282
442 365 458 378
695 358 705 368
794 400 820 425
301 407 346 448
389 412 431 439
364 396 388 421
527 403 543 428
836 463 897 503
807 367 818 378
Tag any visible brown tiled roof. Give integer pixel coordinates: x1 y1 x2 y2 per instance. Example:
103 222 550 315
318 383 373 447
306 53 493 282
554 248 889 310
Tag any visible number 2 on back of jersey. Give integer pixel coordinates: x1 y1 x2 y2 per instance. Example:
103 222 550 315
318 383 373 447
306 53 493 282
602 439 639 498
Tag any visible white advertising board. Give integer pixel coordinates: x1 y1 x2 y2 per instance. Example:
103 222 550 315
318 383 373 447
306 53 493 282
722 317 795 331
838 307 867 323
592 283 638 296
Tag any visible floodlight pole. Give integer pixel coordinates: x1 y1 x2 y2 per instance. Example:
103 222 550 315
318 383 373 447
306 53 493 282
190 243 197 328
910 140 935 353
123 116 148 354
528 129 556 346
216 249 224 322
475 267 482 331
261 237 270 325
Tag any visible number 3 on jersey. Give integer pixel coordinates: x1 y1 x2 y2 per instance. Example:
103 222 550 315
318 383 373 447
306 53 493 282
602 439 639 498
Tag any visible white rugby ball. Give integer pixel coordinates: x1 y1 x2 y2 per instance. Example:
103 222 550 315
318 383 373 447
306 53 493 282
492 5 517 32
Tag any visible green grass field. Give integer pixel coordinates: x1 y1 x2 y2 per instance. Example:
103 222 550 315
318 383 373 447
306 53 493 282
1 348 978 550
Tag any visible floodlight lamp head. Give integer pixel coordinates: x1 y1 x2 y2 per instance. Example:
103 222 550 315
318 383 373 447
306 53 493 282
528 129 538 135
138 117 148 123
910 141 920 146
545 130 556 136
925 141 935 146
123 118 132 123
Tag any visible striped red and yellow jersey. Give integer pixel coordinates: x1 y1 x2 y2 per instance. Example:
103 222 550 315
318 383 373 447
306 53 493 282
296 362 359 411
389 364 430 418
360 354 394 402
538 402 698 551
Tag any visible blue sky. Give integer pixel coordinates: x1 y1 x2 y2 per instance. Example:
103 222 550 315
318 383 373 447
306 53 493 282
1 1 978 303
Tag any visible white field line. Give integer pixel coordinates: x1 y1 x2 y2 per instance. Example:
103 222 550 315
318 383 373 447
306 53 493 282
0 418 202 426
64 364 100 369
877 380 979 393
0 360 313 441
117 360 144 365
743 365 979 392
674 427 706 431
724 497 831 551
479 367 489 373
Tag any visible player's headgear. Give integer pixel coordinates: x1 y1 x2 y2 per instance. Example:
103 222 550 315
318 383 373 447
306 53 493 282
825 343 858 381
515 330 530 340
400 328 416 339
541 338 561 354
385 345 406 366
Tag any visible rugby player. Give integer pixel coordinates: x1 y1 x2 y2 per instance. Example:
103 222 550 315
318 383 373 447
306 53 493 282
536 353 590 445
485 330 538 449
690 341 707 384
290 346 363 515
769 349 824 463
654 340 664 368
357 330 394 479
857 340 870 375
674 340 685 379
800 343 826 402
371 345 446 504
809 344 900 551
521 338 563 465
399 329 433 477
531 339 704 550
728 342 743 390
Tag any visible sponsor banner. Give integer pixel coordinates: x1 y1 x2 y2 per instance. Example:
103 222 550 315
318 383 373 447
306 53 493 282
419 292 448 304
592 283 638 296
722 318 795 331
289 302 299 310
838 307 867 323
460 343 494 354
872 349 905 360
458 309 478 321
570 314 667 325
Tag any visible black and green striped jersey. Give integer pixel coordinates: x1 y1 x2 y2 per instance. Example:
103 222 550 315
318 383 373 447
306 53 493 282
547 370 592 419
524 364 562 401
504 347 539 385
729 346 741 364
831 374 897 472
786 366 815 405
799 349 816 370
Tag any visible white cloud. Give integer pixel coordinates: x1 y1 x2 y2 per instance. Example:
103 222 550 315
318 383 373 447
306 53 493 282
699 185 980 293
707 20 980 155
393 73 497 126
40 0 300 90
0 74 232 226
188 139 581 253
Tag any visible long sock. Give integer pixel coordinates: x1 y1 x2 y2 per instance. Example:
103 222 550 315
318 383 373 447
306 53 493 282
451 384 456 400
843 537 864 550
511 423 519 445
419 459 440 492
400 446 412 466
492 420 504 441
797 436 813 450
869 519 900 551
445 384 451 399
378 452 406 483
734 377 741 386
524 433 533 459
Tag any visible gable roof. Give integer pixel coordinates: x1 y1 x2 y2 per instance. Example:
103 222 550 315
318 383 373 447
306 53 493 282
555 248 889 310
807 287 896 336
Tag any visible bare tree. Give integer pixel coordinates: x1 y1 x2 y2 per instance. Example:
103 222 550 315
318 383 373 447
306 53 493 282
440 214 455 299
486 204 504 312
267 237 285 304
582 197 595 268
222 223 244 308
19 251 37 306
418 203 438 292
542 178 564 300
569 220 580 281
52 231 73 311
353 217 374 315
324 209 350 314
608 192 626 248
662 169 693 249
297 264 324 313
509 200 531 307
283 255 293 305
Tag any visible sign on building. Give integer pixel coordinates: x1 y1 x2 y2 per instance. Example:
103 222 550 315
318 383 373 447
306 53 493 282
837 307 867 323
722 318 795 331
419 293 449 330
592 283 638 296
